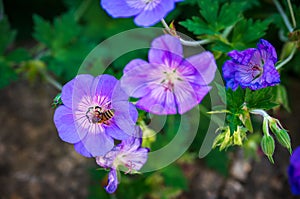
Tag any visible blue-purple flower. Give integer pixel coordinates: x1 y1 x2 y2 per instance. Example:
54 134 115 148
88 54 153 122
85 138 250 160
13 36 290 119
120 34 217 115
222 39 280 91
288 146 300 195
54 74 138 157
96 127 149 193
101 0 180 27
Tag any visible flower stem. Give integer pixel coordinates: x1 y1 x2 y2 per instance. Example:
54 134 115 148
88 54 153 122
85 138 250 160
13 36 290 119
74 0 92 22
161 19 212 46
273 0 293 33
40 69 63 91
287 0 296 29
276 46 297 70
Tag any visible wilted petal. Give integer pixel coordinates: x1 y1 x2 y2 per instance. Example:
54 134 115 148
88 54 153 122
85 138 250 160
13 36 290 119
105 169 119 194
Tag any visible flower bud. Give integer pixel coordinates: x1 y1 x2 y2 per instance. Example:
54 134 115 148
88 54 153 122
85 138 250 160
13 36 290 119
274 129 292 154
261 135 275 163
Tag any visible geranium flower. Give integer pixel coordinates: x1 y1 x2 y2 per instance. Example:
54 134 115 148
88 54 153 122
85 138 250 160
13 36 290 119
54 74 138 157
101 0 180 27
96 127 149 193
222 39 280 91
120 34 217 115
288 146 300 195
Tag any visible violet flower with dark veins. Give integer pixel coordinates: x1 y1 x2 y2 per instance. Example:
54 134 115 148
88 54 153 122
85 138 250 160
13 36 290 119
54 74 138 157
121 34 217 115
222 39 280 91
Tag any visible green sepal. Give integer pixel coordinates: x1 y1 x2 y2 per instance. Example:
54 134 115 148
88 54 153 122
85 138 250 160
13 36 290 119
261 135 275 164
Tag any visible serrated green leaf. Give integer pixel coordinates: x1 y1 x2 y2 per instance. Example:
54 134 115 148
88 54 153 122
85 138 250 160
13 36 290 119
179 17 216 35
232 18 271 48
245 87 278 110
212 40 234 53
226 87 245 112
33 14 53 47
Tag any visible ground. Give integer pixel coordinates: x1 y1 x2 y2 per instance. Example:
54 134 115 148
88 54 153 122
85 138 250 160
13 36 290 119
0 78 299 199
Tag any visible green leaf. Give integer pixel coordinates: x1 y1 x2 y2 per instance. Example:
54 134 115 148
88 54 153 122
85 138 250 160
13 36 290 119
161 164 188 191
0 60 18 89
180 0 250 36
245 87 278 110
179 17 216 35
232 18 271 48
205 149 229 176
275 85 291 112
0 17 16 54
33 14 53 47
215 83 226 104
226 87 245 112
6 48 31 62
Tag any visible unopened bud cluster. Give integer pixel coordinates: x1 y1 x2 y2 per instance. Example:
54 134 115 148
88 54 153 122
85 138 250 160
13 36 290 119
251 109 292 163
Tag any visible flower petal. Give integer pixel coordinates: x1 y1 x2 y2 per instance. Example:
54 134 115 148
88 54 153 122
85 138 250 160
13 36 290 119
54 106 84 144
74 141 93 158
185 51 217 85
109 102 138 139
149 34 183 65
105 169 119 194
134 0 174 26
257 39 277 64
123 59 149 73
121 61 162 98
61 79 74 108
81 131 114 157
101 0 142 18
91 74 120 102
136 86 176 115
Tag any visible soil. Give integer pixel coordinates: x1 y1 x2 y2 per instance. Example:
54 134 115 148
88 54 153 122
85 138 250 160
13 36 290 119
0 78 299 199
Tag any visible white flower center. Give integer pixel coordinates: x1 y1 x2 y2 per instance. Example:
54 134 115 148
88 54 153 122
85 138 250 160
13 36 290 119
161 69 182 91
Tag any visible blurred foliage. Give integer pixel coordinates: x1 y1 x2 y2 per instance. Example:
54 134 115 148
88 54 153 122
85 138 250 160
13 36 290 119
1 0 300 197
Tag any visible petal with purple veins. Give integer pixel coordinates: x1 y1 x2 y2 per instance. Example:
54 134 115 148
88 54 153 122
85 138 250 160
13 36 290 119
54 106 84 144
136 86 176 115
149 35 183 65
185 51 217 85
134 0 174 26
101 0 142 18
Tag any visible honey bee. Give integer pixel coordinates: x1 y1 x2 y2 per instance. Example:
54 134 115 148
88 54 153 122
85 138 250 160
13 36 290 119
98 108 115 124
86 105 115 124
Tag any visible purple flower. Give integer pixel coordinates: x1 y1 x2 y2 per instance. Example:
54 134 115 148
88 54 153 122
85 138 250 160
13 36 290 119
100 0 180 27
288 146 300 195
96 127 149 193
222 39 280 91
54 74 138 157
120 34 217 115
